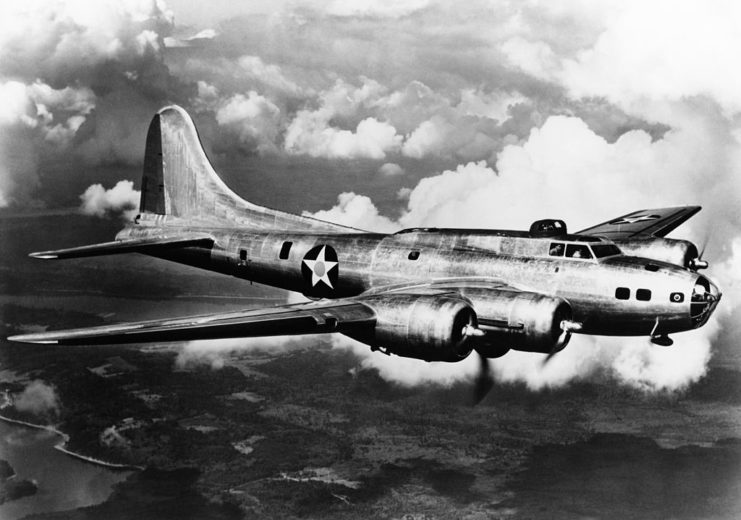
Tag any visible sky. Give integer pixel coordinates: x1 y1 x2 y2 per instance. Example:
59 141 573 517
1 0 740 391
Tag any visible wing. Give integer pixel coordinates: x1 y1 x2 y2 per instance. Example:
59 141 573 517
7 278 517 346
29 233 215 260
576 206 701 240
8 300 375 345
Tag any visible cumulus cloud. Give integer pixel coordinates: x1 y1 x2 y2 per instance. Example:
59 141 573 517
0 0 173 83
285 113 402 159
558 1 741 116
215 91 282 153
304 192 399 232
0 0 182 207
15 380 59 415
378 162 405 176
79 180 140 219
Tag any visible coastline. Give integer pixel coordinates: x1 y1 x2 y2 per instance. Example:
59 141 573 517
0 414 144 471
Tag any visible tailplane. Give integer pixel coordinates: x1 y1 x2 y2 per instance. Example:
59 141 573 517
140 105 353 232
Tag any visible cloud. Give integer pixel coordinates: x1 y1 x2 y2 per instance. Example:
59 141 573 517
0 80 97 207
498 1 741 117
14 380 59 415
0 0 185 207
560 1 741 116
285 114 402 159
175 335 309 370
329 318 717 393
0 0 174 84
324 0 432 18
215 91 282 153
79 180 140 219
377 162 405 176
303 192 399 232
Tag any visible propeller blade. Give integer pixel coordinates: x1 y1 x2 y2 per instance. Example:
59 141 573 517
699 233 710 259
690 234 711 270
542 320 581 366
542 330 570 366
472 351 493 405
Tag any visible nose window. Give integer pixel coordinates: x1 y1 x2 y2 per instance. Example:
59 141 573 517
615 287 630 300
636 289 652 301
691 276 720 323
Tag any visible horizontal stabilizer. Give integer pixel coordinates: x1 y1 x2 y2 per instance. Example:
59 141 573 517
576 206 701 239
8 301 376 345
29 233 215 260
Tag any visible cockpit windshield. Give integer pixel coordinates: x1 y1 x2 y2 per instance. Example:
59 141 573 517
591 244 622 258
548 241 622 261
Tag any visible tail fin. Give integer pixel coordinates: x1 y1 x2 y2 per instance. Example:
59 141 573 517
140 105 353 232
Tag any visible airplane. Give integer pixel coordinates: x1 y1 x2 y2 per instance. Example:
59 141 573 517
9 105 722 402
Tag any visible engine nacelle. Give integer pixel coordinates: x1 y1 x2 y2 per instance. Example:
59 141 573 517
456 288 573 355
351 294 477 362
612 238 699 269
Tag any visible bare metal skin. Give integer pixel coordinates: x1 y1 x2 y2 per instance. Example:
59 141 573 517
10 106 721 390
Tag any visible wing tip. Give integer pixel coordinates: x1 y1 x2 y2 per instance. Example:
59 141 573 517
7 334 58 344
29 251 59 260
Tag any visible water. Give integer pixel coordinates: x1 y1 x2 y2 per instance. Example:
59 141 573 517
0 420 132 520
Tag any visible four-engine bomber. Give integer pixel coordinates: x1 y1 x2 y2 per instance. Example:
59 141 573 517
10 105 722 398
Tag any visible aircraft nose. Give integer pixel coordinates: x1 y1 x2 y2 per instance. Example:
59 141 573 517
690 275 721 327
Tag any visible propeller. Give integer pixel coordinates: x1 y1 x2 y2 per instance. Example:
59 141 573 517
461 323 493 405
542 319 582 366
690 235 711 270
472 351 493 406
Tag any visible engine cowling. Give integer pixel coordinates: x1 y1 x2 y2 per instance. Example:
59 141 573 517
455 288 573 355
612 238 700 269
351 294 477 362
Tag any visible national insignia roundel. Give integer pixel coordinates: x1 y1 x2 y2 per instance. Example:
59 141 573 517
301 244 339 296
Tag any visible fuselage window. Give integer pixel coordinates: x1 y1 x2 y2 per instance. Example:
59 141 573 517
279 241 292 260
408 250 420 260
636 288 652 301
549 242 565 257
615 287 630 300
565 244 593 259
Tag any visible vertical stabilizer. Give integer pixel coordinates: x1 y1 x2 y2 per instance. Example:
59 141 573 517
139 105 355 232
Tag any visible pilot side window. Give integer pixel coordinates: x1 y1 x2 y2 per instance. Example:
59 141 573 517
548 242 565 257
279 241 292 260
565 244 593 259
636 289 652 301
615 287 630 300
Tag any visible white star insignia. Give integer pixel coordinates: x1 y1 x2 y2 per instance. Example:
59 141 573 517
612 215 660 225
302 246 338 288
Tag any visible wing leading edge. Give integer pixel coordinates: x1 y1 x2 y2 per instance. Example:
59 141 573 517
8 301 376 345
576 206 701 240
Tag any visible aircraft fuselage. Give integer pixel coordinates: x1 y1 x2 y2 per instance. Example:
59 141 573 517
121 215 719 339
